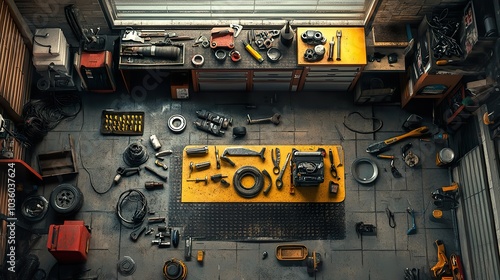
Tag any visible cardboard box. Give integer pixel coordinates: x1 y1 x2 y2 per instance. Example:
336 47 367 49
171 72 190 99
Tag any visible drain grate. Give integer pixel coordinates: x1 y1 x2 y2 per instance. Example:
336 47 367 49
168 156 346 241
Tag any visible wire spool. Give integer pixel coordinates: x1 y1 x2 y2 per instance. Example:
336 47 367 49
163 258 188 280
191 54 204 67
123 141 149 166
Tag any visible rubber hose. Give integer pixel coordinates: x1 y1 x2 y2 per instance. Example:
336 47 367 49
233 166 264 198
133 46 180 59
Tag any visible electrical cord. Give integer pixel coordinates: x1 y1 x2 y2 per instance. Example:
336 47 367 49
20 92 82 144
116 189 148 228
343 111 383 134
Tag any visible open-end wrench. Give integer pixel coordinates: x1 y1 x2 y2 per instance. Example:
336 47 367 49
336 30 342 61
276 153 291 189
247 113 281 125
328 37 335 61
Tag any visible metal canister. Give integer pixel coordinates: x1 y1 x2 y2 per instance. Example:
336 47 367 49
150 135 162 150
436 148 455 166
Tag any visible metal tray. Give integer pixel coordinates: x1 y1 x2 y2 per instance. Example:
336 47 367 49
100 110 144 136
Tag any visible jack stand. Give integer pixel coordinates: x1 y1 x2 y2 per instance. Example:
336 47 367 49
431 239 450 278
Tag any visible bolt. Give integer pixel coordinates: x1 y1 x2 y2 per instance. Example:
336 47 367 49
187 176 208 185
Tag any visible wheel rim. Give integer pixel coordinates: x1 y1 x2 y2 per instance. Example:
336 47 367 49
56 189 75 209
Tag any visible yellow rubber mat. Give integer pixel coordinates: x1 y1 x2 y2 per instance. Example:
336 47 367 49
181 145 345 203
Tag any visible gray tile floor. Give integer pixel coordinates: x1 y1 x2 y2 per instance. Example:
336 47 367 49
25 79 457 279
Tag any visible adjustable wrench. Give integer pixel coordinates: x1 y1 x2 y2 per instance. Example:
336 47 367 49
336 30 342 61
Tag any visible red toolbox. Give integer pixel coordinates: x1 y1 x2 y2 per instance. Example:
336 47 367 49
47 220 91 263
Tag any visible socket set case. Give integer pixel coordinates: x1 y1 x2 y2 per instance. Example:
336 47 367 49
100 110 144 136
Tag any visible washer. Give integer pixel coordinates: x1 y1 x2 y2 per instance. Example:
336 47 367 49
168 114 187 133
191 54 204 67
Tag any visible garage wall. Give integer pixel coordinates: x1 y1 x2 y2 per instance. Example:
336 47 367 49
13 0 468 45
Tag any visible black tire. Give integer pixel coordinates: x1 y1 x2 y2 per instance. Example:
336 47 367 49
21 195 49 222
233 166 264 198
50 184 84 215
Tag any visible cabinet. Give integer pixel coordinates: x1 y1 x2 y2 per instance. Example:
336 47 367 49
401 17 464 109
191 69 302 92
355 47 406 104
296 27 367 92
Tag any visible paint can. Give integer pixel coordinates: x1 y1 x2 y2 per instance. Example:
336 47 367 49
436 148 455 166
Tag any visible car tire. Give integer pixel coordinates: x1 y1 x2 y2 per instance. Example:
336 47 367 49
50 184 84 215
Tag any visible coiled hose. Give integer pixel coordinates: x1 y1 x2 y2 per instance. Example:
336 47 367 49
116 189 148 228
233 166 264 198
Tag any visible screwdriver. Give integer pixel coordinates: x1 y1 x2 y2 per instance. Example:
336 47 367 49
243 31 264 63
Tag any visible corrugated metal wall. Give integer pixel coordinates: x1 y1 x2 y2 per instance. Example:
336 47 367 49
0 0 32 266
457 146 500 279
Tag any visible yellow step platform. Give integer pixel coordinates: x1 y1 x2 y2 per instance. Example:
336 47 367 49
181 145 345 203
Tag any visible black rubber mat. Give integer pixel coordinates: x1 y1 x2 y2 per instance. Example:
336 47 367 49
168 156 346 241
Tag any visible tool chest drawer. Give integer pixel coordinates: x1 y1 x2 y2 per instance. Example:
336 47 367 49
302 81 351 91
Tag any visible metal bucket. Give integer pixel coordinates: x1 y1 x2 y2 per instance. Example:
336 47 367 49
436 148 455 166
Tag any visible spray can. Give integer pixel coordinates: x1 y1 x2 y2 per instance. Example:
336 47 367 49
280 20 295 47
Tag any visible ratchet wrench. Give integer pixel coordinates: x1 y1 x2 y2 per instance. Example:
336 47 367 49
275 153 291 189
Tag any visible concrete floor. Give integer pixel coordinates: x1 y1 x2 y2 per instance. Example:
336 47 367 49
23 77 458 279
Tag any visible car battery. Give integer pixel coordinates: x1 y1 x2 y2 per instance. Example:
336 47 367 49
76 51 116 92
291 151 325 187
47 220 91 263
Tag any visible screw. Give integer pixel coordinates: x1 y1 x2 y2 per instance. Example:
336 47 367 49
187 176 208 185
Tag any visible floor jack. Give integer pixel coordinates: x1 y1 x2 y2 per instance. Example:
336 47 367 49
431 240 451 279
432 183 459 210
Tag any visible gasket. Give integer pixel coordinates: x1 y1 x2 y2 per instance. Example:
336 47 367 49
267 47 282 62
168 114 187 133
233 166 264 198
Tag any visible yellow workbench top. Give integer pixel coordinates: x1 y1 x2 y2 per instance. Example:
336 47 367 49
297 27 367 66
181 145 345 203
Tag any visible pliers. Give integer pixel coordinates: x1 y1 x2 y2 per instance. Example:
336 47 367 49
329 149 338 179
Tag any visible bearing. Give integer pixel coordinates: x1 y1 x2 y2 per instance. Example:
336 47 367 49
168 114 187 133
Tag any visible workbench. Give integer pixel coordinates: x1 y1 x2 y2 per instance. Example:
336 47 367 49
118 27 367 93
181 145 345 203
